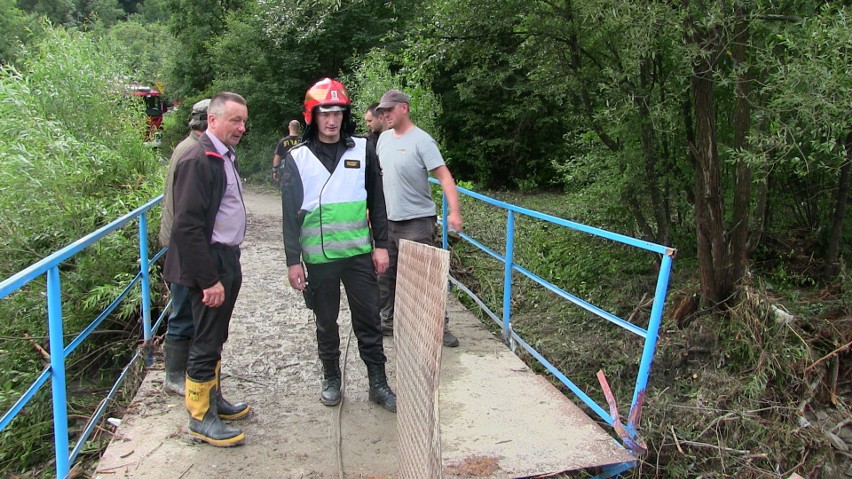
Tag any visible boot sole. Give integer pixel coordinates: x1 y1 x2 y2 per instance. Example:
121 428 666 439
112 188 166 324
189 430 245 447
369 395 397 413
219 407 250 421
320 396 341 406
163 383 184 396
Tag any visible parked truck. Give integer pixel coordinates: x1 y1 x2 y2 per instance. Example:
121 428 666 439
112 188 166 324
125 84 166 147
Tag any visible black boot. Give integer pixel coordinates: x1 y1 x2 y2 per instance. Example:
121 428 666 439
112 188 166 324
321 359 342 406
186 376 245 447
215 361 250 420
163 338 190 395
443 316 459 348
366 362 397 413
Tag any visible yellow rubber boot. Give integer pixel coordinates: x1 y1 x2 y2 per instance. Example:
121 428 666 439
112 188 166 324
215 361 250 420
185 376 245 447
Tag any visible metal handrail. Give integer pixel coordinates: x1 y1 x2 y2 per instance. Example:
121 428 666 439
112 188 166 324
431 178 676 450
0 195 165 479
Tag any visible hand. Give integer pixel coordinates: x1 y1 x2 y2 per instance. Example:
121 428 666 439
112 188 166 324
288 264 306 291
272 170 280 182
202 281 225 308
447 211 463 235
373 248 389 275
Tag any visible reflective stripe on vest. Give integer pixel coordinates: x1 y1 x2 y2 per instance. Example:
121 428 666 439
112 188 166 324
292 139 372 264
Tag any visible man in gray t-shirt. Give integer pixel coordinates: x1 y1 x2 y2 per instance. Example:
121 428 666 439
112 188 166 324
375 89 463 347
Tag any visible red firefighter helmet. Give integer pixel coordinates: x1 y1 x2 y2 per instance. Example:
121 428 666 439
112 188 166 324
303 78 351 125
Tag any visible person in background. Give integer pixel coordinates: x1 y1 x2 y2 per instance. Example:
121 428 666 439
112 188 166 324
272 120 302 187
281 78 397 413
375 88 462 347
159 98 209 396
363 102 387 150
165 92 251 447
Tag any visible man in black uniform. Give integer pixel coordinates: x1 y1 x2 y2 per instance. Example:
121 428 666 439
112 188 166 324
280 78 396 412
272 120 301 186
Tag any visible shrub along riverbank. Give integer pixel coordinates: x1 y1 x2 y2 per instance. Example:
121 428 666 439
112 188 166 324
0 28 165 476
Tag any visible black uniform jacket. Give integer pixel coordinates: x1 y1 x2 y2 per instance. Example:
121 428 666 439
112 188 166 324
163 133 229 289
280 134 389 267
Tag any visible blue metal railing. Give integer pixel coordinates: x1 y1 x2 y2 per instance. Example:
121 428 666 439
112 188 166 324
432 179 676 454
0 195 167 479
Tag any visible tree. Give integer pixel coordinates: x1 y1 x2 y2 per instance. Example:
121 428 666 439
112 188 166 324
756 4 851 280
164 0 244 98
133 0 168 22
74 0 125 27
0 0 35 64
106 17 174 84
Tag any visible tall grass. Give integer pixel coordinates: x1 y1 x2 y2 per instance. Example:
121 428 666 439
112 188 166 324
0 26 164 476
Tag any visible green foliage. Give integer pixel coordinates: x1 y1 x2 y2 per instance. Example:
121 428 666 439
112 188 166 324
0 0 38 64
17 0 128 28
17 0 76 24
751 4 851 238
404 0 569 189
345 48 443 142
164 0 245 98
132 0 170 22
0 25 163 475
104 18 174 85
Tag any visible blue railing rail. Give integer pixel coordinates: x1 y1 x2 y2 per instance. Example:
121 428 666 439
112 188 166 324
431 178 676 453
0 195 167 479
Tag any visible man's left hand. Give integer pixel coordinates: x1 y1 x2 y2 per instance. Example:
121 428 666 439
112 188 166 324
447 211 463 235
373 248 389 275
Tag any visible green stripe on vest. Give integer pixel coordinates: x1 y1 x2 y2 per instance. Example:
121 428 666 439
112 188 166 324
301 200 372 264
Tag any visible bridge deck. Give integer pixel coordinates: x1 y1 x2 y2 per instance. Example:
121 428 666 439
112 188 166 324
95 190 633 478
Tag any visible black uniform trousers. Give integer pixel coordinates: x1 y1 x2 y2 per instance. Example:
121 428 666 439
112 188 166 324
306 252 386 365
187 245 242 381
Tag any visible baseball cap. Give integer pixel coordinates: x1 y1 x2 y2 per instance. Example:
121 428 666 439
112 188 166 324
376 89 410 110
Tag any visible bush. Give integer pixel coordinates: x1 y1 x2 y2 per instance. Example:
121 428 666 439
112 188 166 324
0 26 164 475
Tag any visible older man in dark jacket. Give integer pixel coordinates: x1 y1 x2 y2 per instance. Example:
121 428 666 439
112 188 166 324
164 91 249 447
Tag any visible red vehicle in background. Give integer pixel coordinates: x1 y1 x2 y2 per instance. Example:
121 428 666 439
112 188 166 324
125 84 167 147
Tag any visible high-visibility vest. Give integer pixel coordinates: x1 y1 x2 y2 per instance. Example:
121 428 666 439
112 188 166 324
292 138 372 264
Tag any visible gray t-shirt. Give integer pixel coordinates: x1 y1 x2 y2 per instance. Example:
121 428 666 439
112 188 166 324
377 126 445 221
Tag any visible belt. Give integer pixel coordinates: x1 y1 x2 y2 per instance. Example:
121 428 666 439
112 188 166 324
389 216 436 224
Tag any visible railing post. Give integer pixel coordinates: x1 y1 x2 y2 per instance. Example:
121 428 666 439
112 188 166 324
441 192 449 249
627 251 674 434
502 211 515 345
46 266 70 479
139 213 153 366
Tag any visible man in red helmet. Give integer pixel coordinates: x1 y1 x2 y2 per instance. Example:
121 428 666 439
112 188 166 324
280 78 396 412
